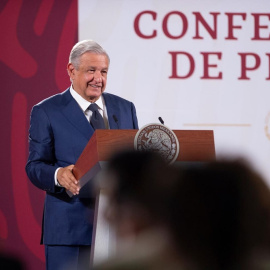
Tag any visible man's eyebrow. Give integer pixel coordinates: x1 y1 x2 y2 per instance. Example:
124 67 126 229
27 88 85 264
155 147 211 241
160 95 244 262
86 66 108 70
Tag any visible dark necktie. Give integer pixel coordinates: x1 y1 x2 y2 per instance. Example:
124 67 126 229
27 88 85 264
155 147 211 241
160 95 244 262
88 103 105 130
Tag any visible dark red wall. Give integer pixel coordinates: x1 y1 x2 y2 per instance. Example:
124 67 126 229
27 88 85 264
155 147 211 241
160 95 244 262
0 1 78 269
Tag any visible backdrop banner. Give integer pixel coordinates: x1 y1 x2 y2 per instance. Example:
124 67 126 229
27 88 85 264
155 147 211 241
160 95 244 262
1 1 270 269
1 1 77 270
79 0 270 182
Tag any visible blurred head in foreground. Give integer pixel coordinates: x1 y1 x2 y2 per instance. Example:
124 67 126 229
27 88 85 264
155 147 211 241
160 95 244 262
101 150 176 241
172 160 270 270
99 151 270 270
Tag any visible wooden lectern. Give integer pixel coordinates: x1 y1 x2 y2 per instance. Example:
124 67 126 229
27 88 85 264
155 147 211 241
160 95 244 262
72 129 215 266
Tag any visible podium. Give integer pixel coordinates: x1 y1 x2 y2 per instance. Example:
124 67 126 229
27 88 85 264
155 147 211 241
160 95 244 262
72 129 215 266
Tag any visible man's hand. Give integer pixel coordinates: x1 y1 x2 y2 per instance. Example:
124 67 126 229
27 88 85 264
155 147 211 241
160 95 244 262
57 165 80 195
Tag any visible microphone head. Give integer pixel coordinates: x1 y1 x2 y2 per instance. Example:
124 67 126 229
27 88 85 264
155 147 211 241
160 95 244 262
158 117 164 125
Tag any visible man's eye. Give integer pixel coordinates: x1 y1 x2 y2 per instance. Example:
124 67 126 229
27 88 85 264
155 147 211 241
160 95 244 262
102 71 107 74
88 69 95 73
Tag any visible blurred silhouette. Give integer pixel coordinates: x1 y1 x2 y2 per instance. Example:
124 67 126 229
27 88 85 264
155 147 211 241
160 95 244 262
170 160 270 270
0 253 25 269
93 150 184 270
93 151 270 270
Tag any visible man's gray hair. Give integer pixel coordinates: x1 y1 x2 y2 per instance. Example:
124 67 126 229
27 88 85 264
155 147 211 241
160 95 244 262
69 40 110 69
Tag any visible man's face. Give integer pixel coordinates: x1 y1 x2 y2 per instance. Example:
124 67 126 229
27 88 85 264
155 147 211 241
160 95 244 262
67 52 109 102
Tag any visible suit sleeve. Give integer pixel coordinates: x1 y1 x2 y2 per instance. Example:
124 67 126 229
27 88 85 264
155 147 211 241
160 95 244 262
25 105 61 193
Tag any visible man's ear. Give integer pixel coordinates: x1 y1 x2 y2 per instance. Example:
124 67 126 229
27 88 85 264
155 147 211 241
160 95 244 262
67 63 75 78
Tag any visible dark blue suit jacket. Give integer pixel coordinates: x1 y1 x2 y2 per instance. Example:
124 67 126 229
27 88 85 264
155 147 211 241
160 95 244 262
25 88 138 245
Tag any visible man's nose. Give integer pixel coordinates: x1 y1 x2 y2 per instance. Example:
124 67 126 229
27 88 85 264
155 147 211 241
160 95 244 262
94 71 102 83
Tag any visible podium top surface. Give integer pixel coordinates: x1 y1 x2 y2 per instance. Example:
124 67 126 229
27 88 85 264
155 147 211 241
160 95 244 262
73 129 215 180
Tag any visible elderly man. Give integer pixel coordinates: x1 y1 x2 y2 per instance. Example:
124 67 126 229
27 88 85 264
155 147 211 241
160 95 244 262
25 40 138 270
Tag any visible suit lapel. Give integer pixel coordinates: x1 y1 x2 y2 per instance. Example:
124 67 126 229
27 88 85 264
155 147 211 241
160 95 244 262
61 89 94 140
103 93 119 129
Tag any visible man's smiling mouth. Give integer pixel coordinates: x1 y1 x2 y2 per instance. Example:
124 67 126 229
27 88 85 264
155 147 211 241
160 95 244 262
89 84 101 88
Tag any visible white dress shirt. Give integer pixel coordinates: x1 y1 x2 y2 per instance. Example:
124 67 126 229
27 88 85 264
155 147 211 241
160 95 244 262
69 85 109 128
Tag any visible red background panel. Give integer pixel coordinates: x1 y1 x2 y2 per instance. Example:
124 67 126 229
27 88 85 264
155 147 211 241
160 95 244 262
0 1 78 269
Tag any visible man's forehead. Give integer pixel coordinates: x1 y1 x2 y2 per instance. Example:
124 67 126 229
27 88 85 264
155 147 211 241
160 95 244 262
81 52 109 60
79 53 109 66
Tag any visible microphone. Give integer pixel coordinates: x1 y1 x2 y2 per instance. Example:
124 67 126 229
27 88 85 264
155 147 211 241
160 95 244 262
113 115 119 129
158 117 164 125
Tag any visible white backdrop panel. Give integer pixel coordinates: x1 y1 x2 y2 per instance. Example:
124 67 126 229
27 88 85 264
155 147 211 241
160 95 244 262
79 0 270 183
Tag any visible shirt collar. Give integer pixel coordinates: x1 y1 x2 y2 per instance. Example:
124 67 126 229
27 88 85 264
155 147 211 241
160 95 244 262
70 85 104 112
